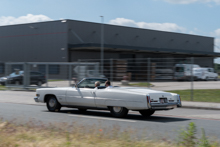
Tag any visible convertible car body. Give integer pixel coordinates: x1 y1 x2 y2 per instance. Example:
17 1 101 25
34 77 182 118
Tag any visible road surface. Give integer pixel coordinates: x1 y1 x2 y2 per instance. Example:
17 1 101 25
0 102 219 140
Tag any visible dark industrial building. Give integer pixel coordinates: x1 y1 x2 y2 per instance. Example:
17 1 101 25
0 19 220 80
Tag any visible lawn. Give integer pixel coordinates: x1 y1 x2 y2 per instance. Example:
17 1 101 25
0 121 218 147
166 89 220 103
129 82 153 87
0 85 6 90
48 79 65 82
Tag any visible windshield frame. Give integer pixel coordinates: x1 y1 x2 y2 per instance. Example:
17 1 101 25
77 78 108 89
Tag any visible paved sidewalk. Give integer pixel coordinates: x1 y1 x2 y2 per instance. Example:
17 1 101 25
182 101 220 110
0 91 220 110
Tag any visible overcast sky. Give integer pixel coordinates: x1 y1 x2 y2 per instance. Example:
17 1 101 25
0 0 220 62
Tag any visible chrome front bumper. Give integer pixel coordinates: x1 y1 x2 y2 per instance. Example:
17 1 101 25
34 97 39 102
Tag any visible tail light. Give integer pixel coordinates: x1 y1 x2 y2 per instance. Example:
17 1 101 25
147 95 151 108
147 96 151 103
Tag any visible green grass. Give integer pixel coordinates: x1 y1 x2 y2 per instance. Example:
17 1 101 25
48 79 65 82
166 89 220 103
129 82 153 87
0 121 173 147
0 85 6 90
0 121 219 147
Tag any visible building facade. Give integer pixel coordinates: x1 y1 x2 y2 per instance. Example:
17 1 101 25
0 19 219 80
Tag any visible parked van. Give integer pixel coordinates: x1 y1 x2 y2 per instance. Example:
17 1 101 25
174 64 218 81
174 64 200 81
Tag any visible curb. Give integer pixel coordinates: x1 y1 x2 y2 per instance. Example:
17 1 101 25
181 105 220 111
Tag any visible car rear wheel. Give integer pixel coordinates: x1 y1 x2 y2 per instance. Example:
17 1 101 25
139 110 155 118
46 96 61 112
109 106 128 118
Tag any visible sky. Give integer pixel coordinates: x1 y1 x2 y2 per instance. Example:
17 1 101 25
0 0 220 63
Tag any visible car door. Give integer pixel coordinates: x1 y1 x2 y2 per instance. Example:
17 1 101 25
66 87 96 107
30 72 37 85
207 68 213 79
210 68 215 79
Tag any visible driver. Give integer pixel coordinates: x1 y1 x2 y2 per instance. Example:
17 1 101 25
95 81 100 88
105 80 113 88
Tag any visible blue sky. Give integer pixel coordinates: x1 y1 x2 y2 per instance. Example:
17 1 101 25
0 0 220 62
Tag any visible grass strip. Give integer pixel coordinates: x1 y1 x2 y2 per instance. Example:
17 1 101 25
48 79 66 82
166 89 220 103
0 120 173 147
0 85 6 90
129 82 153 87
0 120 219 147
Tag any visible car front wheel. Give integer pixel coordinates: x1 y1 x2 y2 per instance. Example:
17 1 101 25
109 106 128 118
46 96 61 112
139 110 155 118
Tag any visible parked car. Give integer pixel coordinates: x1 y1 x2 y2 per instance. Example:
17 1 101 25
34 77 181 118
0 71 46 86
199 68 218 81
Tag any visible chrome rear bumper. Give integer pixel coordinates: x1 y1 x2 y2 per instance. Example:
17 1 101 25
151 103 178 110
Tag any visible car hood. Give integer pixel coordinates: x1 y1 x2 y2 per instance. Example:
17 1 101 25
0 76 8 81
37 87 73 91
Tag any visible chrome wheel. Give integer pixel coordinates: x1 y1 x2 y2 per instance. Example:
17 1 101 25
113 107 123 113
46 96 61 112
49 98 56 108
109 106 128 118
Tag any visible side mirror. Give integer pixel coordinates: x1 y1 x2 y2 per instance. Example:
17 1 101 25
75 84 78 88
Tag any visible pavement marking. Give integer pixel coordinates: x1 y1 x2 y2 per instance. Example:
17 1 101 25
69 114 136 122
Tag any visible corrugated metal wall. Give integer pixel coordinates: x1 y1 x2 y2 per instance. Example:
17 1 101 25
0 21 68 62
68 20 214 52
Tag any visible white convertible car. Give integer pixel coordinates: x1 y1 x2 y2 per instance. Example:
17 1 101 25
34 77 182 118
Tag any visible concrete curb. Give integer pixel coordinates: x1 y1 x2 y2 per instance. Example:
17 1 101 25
181 105 220 111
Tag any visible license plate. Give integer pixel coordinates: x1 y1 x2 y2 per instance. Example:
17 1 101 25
160 98 167 104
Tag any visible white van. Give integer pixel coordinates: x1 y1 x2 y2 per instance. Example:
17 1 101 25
174 64 218 81
174 64 200 81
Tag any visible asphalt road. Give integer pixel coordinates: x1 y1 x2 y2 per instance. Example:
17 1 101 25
0 102 220 140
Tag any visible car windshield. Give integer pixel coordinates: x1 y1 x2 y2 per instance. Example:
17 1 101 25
78 79 107 88
9 71 23 77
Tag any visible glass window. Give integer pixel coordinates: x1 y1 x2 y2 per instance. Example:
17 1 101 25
78 79 107 88
175 67 184 72
38 65 60 74
0 64 4 74
30 72 42 76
